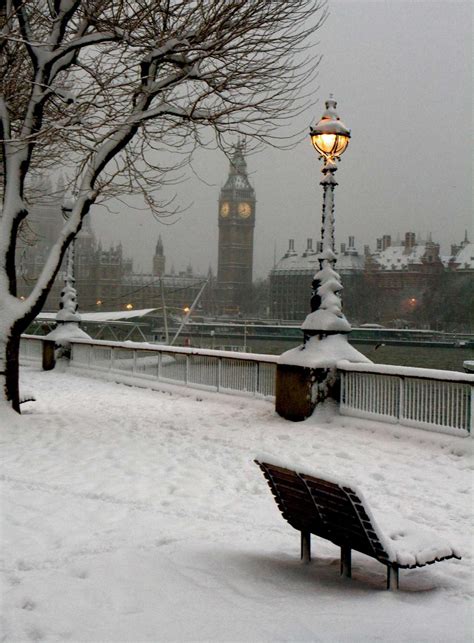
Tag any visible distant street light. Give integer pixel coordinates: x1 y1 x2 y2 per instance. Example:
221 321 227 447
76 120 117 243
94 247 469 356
302 96 352 340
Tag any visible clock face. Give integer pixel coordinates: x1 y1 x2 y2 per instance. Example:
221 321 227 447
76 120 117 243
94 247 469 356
220 202 230 217
238 202 252 218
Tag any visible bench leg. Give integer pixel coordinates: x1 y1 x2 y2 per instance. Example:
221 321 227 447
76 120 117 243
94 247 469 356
301 531 311 563
387 566 399 591
340 546 352 578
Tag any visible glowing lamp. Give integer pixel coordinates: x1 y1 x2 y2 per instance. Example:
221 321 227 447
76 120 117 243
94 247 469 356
310 96 350 161
125 303 133 310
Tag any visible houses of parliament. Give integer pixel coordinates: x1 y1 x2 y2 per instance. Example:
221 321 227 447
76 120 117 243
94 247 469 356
18 145 257 318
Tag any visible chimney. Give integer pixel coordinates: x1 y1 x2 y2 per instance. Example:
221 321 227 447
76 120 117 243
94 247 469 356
376 238 382 251
340 243 346 254
284 239 297 257
348 236 355 248
382 235 391 250
302 238 314 257
364 244 371 256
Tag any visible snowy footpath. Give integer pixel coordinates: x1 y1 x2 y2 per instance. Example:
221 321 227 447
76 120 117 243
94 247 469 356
1 365 472 642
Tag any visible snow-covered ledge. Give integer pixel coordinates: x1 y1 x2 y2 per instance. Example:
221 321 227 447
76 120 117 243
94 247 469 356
279 333 370 369
45 322 90 363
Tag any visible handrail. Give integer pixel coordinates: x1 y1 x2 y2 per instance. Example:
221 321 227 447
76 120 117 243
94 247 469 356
337 359 474 385
67 336 279 364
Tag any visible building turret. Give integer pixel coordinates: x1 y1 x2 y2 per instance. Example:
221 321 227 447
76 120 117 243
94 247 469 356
153 234 166 276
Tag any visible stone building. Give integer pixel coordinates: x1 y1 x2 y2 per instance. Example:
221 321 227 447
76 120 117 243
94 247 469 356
364 232 444 322
269 236 365 321
17 182 208 316
268 231 472 329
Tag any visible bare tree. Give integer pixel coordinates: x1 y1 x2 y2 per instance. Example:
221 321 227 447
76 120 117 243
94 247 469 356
0 0 327 411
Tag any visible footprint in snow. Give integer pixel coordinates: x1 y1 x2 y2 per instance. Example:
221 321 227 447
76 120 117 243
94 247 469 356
21 599 36 611
370 472 385 481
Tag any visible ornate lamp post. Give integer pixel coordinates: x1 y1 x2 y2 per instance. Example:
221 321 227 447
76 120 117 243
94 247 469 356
275 96 369 422
45 191 89 363
56 193 81 326
302 96 351 340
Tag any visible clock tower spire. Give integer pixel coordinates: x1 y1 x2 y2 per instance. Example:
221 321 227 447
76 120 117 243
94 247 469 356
217 142 256 315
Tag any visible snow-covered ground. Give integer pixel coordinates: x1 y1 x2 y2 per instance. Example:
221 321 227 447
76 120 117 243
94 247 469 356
1 365 472 642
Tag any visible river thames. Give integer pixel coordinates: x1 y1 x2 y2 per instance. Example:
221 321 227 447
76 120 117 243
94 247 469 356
202 336 473 372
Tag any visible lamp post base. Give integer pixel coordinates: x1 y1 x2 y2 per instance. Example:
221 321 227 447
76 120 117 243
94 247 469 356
275 333 371 421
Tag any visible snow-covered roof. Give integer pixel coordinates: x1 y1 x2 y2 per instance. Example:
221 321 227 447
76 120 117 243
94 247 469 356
272 252 319 274
272 251 364 275
335 251 365 273
371 243 437 271
451 242 474 270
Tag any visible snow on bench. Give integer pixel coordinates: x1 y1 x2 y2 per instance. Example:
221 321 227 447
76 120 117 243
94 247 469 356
255 460 461 590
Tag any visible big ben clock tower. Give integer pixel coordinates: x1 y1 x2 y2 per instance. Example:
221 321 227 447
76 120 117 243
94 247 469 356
217 143 256 315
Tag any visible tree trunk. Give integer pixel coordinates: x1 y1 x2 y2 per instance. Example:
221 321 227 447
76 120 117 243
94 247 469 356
2 332 21 413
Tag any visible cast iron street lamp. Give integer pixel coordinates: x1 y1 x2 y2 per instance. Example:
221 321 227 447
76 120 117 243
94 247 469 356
56 193 81 325
302 96 351 340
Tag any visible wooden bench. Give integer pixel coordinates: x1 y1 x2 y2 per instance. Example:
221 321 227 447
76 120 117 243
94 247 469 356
255 460 461 590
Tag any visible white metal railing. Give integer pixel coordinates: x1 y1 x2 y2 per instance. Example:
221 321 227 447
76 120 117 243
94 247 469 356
68 338 277 399
339 361 473 436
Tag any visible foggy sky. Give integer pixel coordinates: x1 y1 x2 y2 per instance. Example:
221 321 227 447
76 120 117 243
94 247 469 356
92 0 472 280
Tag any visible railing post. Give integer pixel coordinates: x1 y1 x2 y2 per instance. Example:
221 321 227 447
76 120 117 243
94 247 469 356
110 346 115 371
133 350 137 374
339 371 345 409
470 385 473 434
157 351 162 381
398 376 404 423
185 354 189 386
255 362 259 396
217 357 222 392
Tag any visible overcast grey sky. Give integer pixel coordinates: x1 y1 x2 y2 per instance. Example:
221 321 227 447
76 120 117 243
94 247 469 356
92 0 472 279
